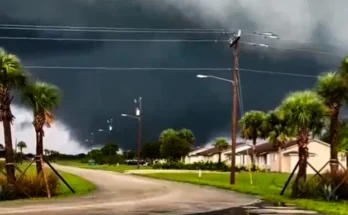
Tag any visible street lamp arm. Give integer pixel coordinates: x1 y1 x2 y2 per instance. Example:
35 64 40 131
121 114 140 120
207 75 234 84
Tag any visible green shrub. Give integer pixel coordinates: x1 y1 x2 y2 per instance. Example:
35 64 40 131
292 170 348 201
0 170 59 201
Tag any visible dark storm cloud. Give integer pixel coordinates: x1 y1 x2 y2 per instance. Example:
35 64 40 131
0 0 346 150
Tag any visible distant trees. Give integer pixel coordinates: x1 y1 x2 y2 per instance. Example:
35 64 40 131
213 137 229 163
86 143 123 165
141 142 161 161
16 141 27 164
239 111 267 168
158 128 193 162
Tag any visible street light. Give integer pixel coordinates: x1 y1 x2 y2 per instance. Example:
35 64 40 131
121 97 142 169
196 74 235 84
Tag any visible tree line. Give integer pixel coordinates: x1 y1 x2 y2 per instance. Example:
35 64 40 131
239 56 348 197
0 48 62 189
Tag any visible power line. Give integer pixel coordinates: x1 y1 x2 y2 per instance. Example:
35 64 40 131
0 36 338 56
23 65 317 78
0 24 339 47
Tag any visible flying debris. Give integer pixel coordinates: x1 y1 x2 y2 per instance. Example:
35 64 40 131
253 31 279 39
264 35 279 39
246 43 269 48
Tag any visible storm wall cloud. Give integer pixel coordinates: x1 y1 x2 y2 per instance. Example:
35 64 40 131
0 0 345 151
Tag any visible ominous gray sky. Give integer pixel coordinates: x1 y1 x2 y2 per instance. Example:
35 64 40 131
0 0 346 151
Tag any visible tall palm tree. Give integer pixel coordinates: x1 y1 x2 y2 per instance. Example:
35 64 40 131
0 48 28 186
17 141 27 164
263 110 290 172
239 110 267 168
213 137 229 163
277 90 327 197
316 72 348 173
22 81 61 175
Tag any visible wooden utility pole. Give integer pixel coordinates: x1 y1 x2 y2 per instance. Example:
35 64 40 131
136 97 142 170
229 30 241 185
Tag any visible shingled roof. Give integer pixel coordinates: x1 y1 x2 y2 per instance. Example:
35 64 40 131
194 142 245 156
238 140 297 155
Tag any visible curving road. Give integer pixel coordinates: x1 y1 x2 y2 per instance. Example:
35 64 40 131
0 165 259 215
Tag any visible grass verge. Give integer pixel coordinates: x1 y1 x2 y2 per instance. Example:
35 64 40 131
137 172 348 215
57 160 151 173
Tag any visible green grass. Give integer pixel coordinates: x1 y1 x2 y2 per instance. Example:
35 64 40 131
57 160 151 173
139 172 348 215
18 162 95 197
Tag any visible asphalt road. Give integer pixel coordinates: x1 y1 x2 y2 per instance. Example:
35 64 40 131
0 165 259 215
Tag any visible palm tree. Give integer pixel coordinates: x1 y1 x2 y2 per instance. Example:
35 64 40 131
316 72 348 173
239 110 267 168
17 141 27 164
213 137 229 163
263 111 290 172
277 90 327 197
0 48 28 186
22 81 61 175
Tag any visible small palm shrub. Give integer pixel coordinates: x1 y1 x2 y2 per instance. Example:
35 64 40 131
0 170 59 200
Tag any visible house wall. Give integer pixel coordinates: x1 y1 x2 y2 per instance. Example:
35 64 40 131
279 140 348 174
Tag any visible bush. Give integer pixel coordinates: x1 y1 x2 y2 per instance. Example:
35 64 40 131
153 161 230 171
0 170 59 201
292 170 348 201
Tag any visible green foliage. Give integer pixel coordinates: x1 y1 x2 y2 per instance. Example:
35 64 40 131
152 161 268 172
316 72 348 107
159 129 177 143
100 143 119 156
263 111 289 147
0 48 29 89
239 110 267 143
17 141 27 149
177 128 196 145
0 171 59 200
21 81 61 113
160 134 190 161
213 137 229 149
123 150 136 160
153 161 230 171
292 170 348 201
277 90 327 136
141 142 161 160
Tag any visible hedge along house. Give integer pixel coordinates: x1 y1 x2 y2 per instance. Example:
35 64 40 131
185 142 248 165
236 139 347 174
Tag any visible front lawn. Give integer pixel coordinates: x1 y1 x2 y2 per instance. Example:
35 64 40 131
57 160 151 173
139 172 348 215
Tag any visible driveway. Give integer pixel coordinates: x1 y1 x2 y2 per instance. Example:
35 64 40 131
0 165 259 214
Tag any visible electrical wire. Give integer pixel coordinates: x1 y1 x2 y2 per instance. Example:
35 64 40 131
0 23 341 47
23 65 318 78
0 36 339 56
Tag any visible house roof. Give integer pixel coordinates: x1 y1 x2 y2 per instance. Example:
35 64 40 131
237 139 328 155
194 142 244 156
238 140 297 155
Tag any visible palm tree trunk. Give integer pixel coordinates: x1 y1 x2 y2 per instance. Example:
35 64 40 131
251 137 257 169
292 129 309 197
3 119 16 185
35 131 43 175
20 148 23 165
329 104 340 174
278 146 282 172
